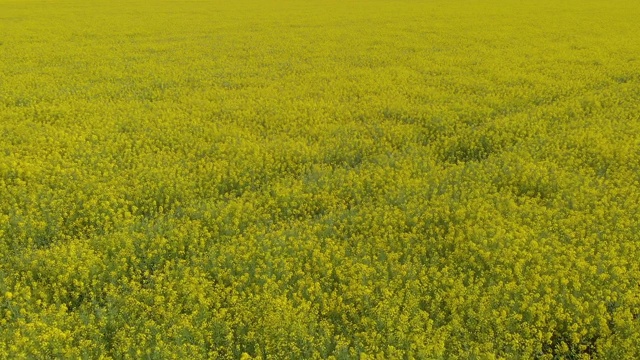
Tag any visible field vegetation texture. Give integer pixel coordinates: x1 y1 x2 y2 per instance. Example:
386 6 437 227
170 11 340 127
2 0 640 358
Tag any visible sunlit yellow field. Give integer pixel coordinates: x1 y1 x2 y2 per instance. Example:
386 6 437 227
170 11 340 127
1 0 640 358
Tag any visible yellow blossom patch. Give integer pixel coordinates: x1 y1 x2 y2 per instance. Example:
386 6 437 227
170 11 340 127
1 0 640 358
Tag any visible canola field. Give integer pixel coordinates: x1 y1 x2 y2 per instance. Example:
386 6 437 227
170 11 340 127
2 0 640 358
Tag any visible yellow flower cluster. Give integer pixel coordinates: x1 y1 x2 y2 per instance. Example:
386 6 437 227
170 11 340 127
1 0 640 358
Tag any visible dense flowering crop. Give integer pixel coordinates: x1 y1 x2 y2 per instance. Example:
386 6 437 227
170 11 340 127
1 0 640 358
